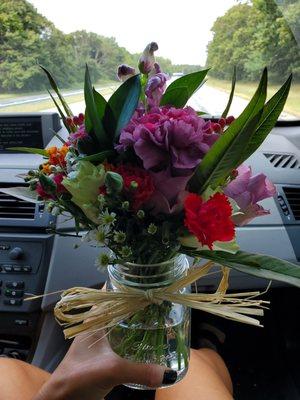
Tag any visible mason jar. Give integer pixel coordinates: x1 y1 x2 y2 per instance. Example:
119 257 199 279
107 254 191 390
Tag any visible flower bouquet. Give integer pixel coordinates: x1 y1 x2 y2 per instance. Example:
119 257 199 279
5 42 300 389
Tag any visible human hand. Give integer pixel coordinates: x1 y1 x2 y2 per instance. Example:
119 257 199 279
33 324 177 400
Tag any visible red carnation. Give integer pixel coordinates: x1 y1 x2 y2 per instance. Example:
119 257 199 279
115 165 155 210
184 192 235 249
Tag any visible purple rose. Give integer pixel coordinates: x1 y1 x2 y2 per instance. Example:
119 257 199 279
224 164 276 226
117 106 219 172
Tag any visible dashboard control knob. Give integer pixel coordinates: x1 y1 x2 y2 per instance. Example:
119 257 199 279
9 247 24 260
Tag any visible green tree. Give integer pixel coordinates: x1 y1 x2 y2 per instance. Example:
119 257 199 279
206 0 300 82
0 0 75 91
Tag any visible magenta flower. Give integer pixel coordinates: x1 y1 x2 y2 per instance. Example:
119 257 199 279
117 64 136 81
67 124 88 147
145 168 191 215
117 106 219 171
145 64 169 108
138 42 158 74
224 164 276 226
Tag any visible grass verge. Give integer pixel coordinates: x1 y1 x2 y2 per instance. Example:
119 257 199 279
206 77 300 118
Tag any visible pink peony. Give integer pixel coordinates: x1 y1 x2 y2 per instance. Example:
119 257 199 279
224 164 276 226
117 106 219 172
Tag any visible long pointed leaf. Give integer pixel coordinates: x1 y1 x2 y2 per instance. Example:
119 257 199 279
185 249 300 288
77 150 114 162
84 65 110 149
189 68 268 193
93 88 107 120
221 66 236 118
160 69 209 108
0 187 40 203
48 90 72 133
241 74 292 162
104 74 141 142
40 65 73 117
7 147 48 156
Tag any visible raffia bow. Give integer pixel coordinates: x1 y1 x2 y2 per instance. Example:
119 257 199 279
54 261 268 339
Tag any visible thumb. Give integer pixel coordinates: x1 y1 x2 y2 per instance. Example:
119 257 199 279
117 358 178 388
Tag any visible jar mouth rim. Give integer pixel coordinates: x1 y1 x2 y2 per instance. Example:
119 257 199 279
117 254 183 268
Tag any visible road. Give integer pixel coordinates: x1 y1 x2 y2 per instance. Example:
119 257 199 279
1 75 289 120
0 89 86 108
43 83 295 120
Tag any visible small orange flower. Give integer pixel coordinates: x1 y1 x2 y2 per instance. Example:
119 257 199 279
46 146 58 156
46 145 69 167
41 163 52 174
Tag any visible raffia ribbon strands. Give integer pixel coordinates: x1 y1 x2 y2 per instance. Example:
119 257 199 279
53 261 269 339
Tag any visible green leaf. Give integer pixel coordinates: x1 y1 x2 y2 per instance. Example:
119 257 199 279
77 136 98 156
186 250 300 288
160 86 189 108
160 69 209 108
40 65 73 117
104 74 141 142
241 74 292 162
189 68 268 193
93 87 107 120
7 147 48 156
221 66 236 118
77 150 114 162
47 90 72 133
0 186 40 203
84 65 110 148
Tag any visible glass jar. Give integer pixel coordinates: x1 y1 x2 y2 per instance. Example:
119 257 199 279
107 254 191 390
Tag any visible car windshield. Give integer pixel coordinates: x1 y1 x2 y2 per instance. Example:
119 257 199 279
0 0 299 121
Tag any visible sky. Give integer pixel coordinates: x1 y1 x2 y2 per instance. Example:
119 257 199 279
28 0 237 65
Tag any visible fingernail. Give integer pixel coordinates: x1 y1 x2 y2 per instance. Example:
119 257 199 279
162 369 177 384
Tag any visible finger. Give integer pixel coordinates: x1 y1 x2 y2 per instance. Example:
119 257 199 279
116 359 178 388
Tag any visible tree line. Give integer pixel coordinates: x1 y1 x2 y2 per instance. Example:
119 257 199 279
0 0 199 92
207 0 300 82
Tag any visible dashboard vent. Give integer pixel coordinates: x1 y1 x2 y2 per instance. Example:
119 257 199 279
0 184 35 220
264 153 300 169
283 187 300 221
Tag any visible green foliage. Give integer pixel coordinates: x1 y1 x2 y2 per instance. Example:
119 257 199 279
84 65 109 149
189 69 268 193
207 0 300 82
160 69 209 108
0 0 76 91
104 74 141 142
7 147 48 156
185 249 300 288
221 67 236 118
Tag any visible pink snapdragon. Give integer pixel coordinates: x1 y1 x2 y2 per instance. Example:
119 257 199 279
145 63 169 108
224 164 276 226
117 64 136 81
138 42 158 74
